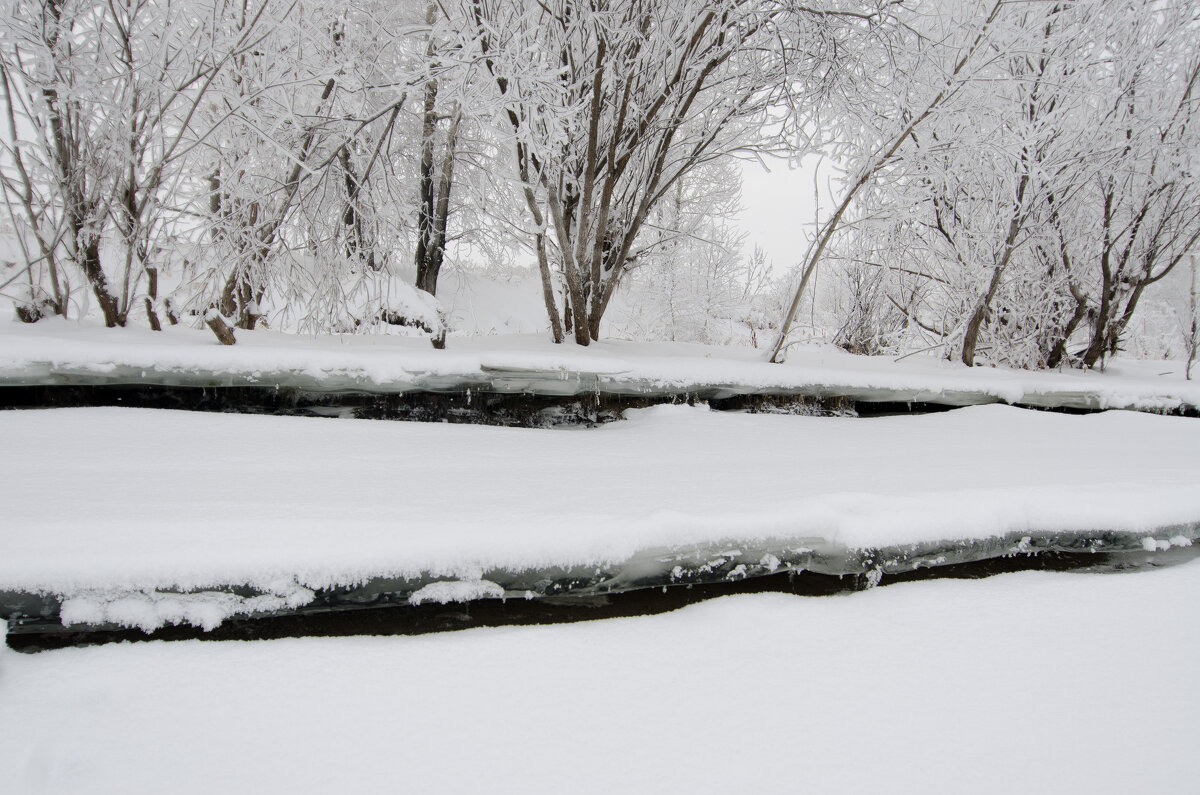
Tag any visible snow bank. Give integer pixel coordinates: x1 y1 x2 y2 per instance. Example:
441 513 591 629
3 562 1198 794
2 318 1199 412
2 403 1199 630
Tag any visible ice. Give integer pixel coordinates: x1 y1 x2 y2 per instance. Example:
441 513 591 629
1142 535 1194 552
2 403 1199 631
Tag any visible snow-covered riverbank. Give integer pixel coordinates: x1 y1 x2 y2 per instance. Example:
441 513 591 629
3 560 1198 794
2 403 1198 632
3 319 1199 412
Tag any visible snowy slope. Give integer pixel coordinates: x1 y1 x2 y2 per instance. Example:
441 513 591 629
2 562 1198 794
1 403 1198 630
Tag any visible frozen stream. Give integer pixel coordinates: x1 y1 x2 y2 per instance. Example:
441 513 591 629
2 403 1199 644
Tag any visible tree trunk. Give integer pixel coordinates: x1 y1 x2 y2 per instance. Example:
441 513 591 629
1044 286 1088 368
961 172 1029 366
82 236 123 328
219 253 265 330
415 60 438 289
1081 278 1144 369
204 308 236 345
536 232 564 343
1081 285 1115 368
144 266 162 331
959 268 1002 366
416 106 461 297
339 146 371 267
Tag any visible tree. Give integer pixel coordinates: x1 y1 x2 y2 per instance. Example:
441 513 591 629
1073 5 1200 367
204 0 346 330
1185 254 1198 380
1 0 128 324
467 0 875 345
191 1 410 333
964 0 1200 369
413 2 461 302
1 0 266 327
775 0 1199 370
770 0 1011 362
614 158 755 343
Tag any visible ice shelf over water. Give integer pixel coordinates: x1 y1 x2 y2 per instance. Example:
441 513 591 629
2 402 1199 633
2 319 1199 412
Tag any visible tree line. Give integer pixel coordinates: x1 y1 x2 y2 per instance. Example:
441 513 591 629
2 0 1196 370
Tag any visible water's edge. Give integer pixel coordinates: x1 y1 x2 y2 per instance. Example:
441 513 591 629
6 527 1197 653
2 380 1197 424
5 379 1195 651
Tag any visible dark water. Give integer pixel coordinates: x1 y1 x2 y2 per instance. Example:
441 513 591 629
8 544 1197 654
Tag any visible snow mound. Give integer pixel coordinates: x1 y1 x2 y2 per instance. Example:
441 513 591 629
408 579 505 606
1141 535 1194 552
59 579 315 633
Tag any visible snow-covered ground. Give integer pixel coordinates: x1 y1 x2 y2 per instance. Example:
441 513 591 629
2 403 1198 631
3 317 1199 411
3 308 1198 793
3 560 1198 794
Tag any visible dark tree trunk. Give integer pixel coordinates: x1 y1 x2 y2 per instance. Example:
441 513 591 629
339 146 373 269
962 173 1029 366
219 252 266 330
82 236 123 327
415 98 460 298
1045 284 1089 369
205 309 236 345
1084 280 1148 367
144 266 162 331
415 64 438 289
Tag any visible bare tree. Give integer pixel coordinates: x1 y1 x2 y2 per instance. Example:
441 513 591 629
1 0 123 324
1075 14 1200 368
467 0 873 345
199 1 408 330
615 158 752 343
1 0 269 327
1185 254 1198 381
770 0 1009 362
775 0 1199 370
208 1 343 330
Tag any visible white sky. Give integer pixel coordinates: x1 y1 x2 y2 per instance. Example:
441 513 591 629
736 154 836 271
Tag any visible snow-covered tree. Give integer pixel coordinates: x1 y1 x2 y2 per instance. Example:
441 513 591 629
465 0 883 345
776 0 1200 369
0 0 256 326
770 0 1015 362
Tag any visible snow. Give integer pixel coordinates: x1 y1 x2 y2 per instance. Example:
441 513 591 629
58 579 315 633
1141 535 1193 553
2 402 1199 630
408 579 505 605
2 561 1198 794
2 317 1199 411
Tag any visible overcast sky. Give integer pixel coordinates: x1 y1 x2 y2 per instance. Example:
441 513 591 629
736 154 837 272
